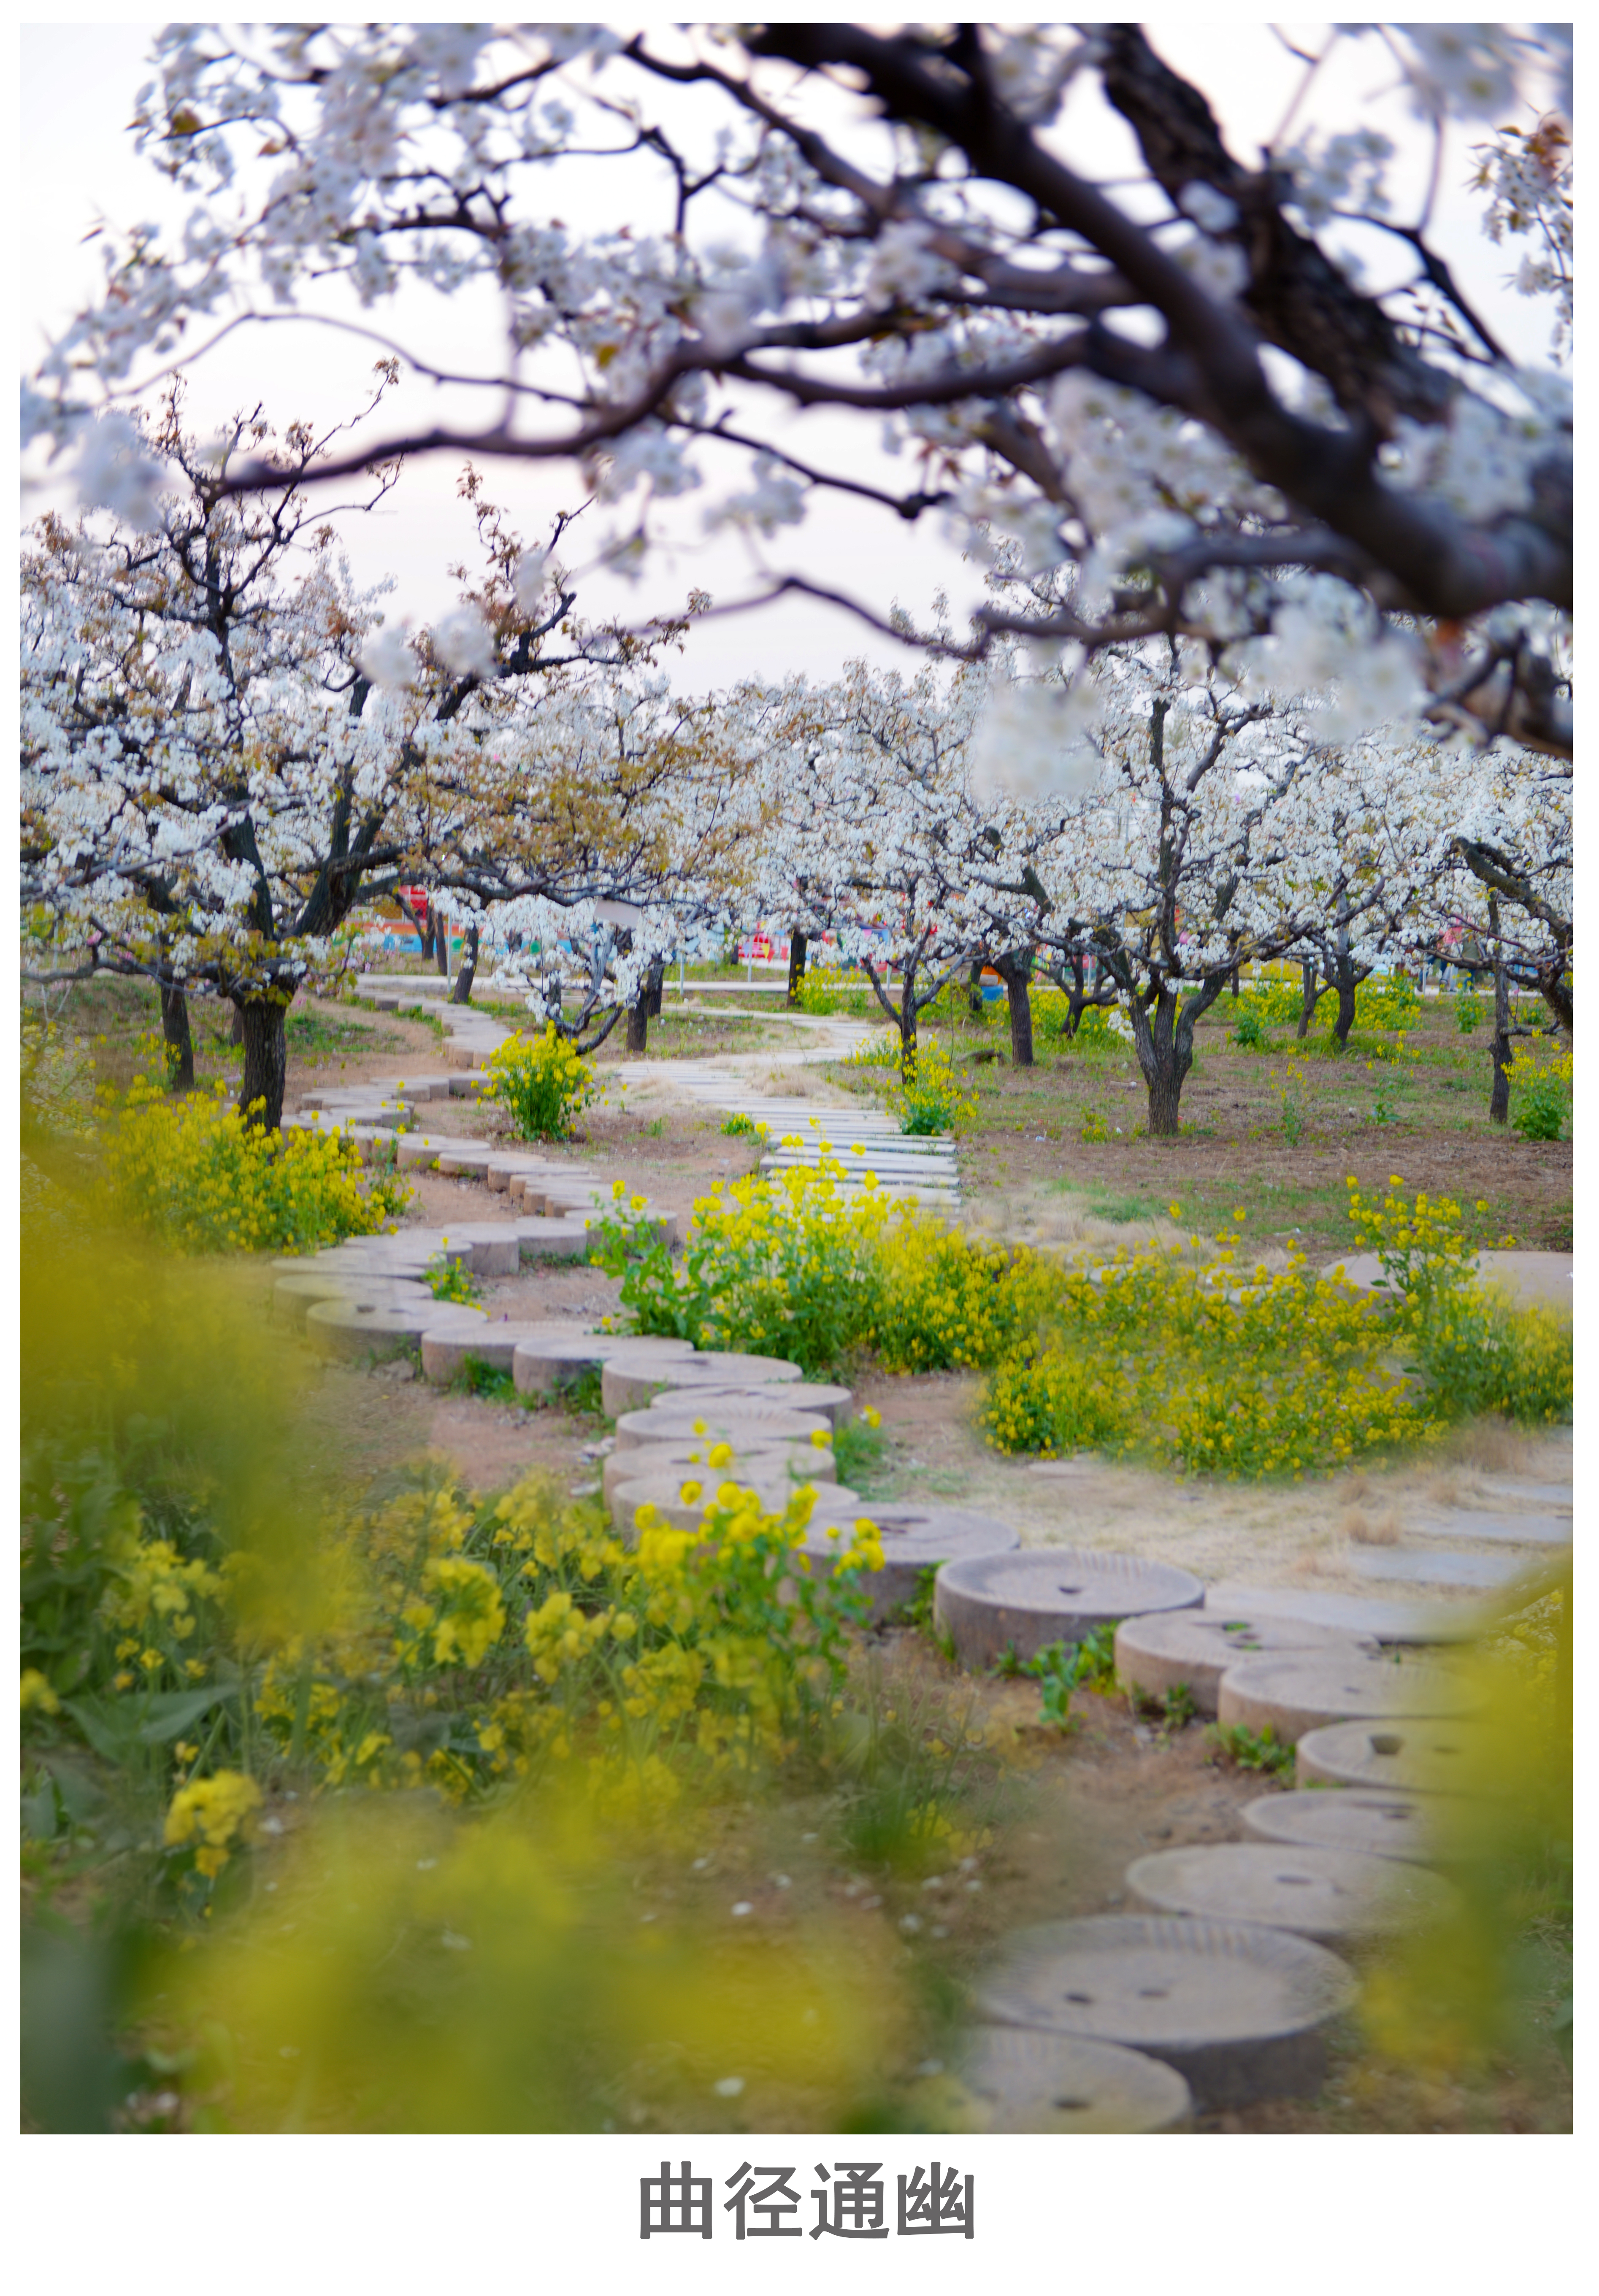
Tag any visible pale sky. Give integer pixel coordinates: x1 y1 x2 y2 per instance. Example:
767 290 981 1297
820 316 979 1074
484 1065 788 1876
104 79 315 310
19 20 1561 691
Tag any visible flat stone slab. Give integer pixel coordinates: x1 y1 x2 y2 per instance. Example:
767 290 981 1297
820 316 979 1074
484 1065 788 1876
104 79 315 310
1349 1549 1531 1590
601 1442 833 1512
439 1225 522 1277
1217 1652 1478 1745
1469 1481 1571 1513
952 2026 1193 2134
633 1351 804 1391
512 1333 695 1397
936 1550 1204 1672
1114 1613 1375 1718
640 1374 853 1426
305 1299 486 1363
1241 1790 1439 1865
612 1472 860 1538
617 1401 833 1450
1203 1582 1476 1646
1295 1717 1502 1796
420 1320 589 1385
599 1353 808 1417
801 1502 1019 1626
1125 1842 1459 1945
273 1272 433 1330
974 1915 1357 2113
1404 1511 1571 1549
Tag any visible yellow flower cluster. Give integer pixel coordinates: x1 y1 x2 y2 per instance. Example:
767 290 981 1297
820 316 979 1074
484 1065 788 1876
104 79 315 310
981 1221 1436 1480
164 1769 263 1878
94 1076 410 1254
483 1024 598 1140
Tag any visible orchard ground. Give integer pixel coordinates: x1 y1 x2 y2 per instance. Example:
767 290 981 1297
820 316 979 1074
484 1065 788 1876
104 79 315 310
39 973 1573 2133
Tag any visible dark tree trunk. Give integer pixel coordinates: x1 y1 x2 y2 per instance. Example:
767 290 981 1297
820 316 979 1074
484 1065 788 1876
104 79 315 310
159 979 195 1091
787 930 809 1006
230 1004 244 1045
1296 957 1321 1042
1539 967 1573 1038
967 958 984 1019
645 957 665 1020
1229 965 1241 997
1121 974 1227 1139
450 923 479 1005
1489 913 1512 1124
626 997 650 1054
996 950 1035 1067
1331 966 1358 1049
235 997 289 1130
435 924 450 978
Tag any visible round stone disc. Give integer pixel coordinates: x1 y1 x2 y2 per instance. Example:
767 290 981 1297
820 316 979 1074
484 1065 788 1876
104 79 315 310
1126 1842 1459 1944
1241 1790 1439 1864
936 1550 1203 1672
511 1332 695 1396
647 1351 803 1389
641 1375 855 1425
420 1320 587 1384
611 1473 861 1537
617 1401 831 1450
1295 1717 1502 1795
1114 1612 1375 1717
952 2026 1193 2134
273 1272 432 1330
974 1915 1357 2112
802 1504 1019 1625
305 1299 486 1362
1217 1652 1479 1745
601 1442 833 1511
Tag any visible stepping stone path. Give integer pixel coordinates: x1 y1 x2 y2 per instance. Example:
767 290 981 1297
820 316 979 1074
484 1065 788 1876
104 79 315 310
617 1056 963 1212
1114 1612 1374 1718
1215 1651 1479 1745
1124 1842 1461 1946
950 2025 1193 2134
973 1915 1358 2112
1240 1790 1439 1866
935 1549 1204 1671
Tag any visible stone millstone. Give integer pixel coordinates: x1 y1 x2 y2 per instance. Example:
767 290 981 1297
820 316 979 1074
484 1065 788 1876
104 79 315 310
272 1272 433 1330
511 1332 695 1397
1114 1612 1374 1718
442 1226 522 1277
1216 1651 1479 1745
611 1474 862 1538
973 1915 1357 2112
601 1442 832 1512
801 1504 1020 1626
636 1373 854 1425
952 2026 1192 2134
936 1550 1203 1672
636 1351 804 1392
305 1299 487 1362
421 1321 592 1385
1126 1842 1460 1945
1295 1717 1502 1796
1201 1582 1473 1646
1241 1790 1439 1865
616 1401 832 1451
